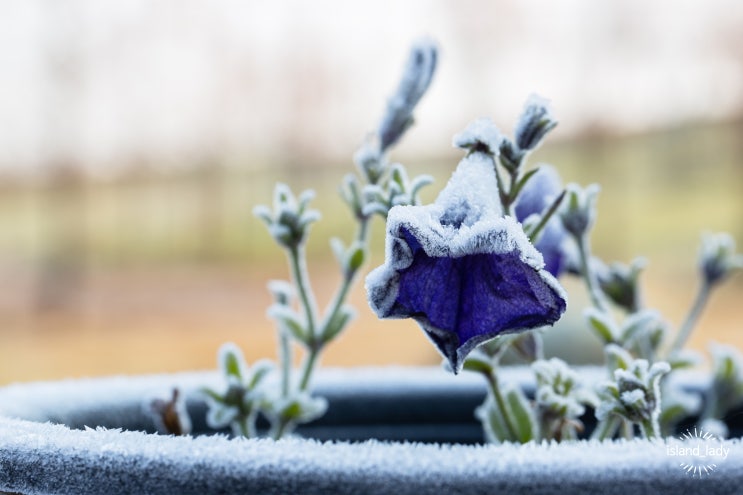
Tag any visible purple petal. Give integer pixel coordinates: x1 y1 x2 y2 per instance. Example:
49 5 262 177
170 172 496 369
515 165 567 277
366 153 567 372
393 228 566 371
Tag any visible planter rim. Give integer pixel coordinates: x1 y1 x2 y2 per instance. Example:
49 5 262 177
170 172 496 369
1 415 740 495
0 364 710 422
0 367 739 495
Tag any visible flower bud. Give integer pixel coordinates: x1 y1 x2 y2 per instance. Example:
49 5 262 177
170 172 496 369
254 184 320 249
596 353 670 438
378 38 437 152
353 141 386 185
699 232 743 287
514 94 558 152
267 280 295 306
559 183 600 239
595 257 647 313
498 138 523 173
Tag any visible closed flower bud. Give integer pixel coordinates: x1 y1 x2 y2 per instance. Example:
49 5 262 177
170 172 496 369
560 183 600 239
595 257 647 313
378 38 437 152
699 232 743 287
254 184 320 249
514 94 558 152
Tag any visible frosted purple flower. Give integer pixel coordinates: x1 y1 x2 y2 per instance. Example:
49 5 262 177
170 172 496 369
514 165 567 277
366 151 567 372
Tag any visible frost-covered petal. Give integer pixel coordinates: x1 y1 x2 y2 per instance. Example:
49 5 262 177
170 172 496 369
452 118 503 155
366 152 567 372
514 165 567 277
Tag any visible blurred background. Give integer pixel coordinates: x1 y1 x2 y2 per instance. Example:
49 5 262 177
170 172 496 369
1 0 742 383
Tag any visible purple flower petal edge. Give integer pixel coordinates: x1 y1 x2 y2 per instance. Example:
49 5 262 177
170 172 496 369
366 152 567 372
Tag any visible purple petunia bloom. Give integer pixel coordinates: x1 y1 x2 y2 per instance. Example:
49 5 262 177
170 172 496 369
365 151 567 373
514 165 567 277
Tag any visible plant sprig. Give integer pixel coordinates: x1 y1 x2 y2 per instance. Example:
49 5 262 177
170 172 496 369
201 39 437 439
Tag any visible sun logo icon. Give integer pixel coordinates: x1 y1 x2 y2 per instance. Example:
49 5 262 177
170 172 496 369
666 427 729 478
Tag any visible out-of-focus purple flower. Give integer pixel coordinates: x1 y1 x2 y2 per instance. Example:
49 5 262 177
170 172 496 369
514 165 567 277
366 150 567 373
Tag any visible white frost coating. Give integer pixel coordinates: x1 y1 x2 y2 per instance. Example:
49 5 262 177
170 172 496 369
0 410 740 494
433 151 501 222
522 93 553 115
620 389 646 406
0 372 221 430
452 117 502 154
366 150 570 317
382 151 546 262
515 94 553 133
377 38 437 151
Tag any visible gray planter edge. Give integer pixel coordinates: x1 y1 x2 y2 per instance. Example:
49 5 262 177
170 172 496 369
0 367 740 495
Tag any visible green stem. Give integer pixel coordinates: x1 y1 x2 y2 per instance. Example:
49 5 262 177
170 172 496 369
538 408 556 442
576 234 608 312
639 417 659 439
483 370 519 442
621 419 634 440
288 245 318 341
274 342 318 438
298 346 320 391
238 412 257 438
320 218 370 337
534 332 545 361
505 169 520 216
491 156 512 216
272 418 291 440
301 218 370 394
668 281 711 356
279 331 291 397
591 416 619 441
528 189 566 245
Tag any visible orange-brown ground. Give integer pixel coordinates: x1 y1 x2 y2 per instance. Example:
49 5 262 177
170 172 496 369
1 262 740 385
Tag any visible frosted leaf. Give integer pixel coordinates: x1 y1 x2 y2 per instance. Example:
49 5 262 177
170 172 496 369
620 389 646 406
